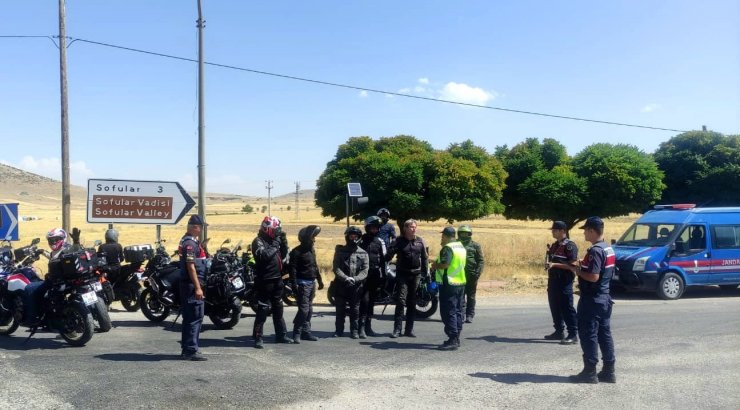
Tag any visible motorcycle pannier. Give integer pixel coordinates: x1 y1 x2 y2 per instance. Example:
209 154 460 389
49 250 96 279
124 245 154 264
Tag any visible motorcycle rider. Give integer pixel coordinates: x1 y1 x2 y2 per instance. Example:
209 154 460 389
387 219 429 338
252 216 294 348
457 225 485 323
359 216 387 337
289 225 324 343
332 226 369 339
22 227 82 325
98 228 124 280
376 208 396 249
178 215 208 361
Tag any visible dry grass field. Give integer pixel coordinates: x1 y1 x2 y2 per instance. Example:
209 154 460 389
8 194 637 292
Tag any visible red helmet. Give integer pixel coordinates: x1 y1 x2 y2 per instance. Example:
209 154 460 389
260 216 281 238
46 227 68 251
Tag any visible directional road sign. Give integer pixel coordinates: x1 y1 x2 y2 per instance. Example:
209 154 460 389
0 203 19 241
87 179 195 225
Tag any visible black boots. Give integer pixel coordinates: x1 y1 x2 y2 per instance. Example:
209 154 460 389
544 330 564 340
570 359 598 384
391 319 402 338
364 318 376 337
560 334 578 345
438 337 460 351
253 324 264 349
293 331 301 344
275 334 295 344
301 332 319 341
598 361 616 383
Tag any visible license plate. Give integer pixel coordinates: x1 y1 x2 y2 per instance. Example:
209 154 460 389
81 291 98 306
92 281 103 291
136 272 143 280
232 278 244 289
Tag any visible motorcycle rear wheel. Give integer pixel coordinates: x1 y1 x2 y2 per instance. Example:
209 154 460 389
139 288 171 322
209 298 242 329
91 298 112 332
121 287 142 312
282 284 297 306
59 303 95 347
0 305 19 336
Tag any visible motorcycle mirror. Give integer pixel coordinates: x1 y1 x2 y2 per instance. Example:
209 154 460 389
32 238 41 245
94 240 102 246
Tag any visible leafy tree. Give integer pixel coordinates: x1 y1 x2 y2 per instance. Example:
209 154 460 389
315 136 507 224
241 204 254 213
260 205 267 213
654 131 740 205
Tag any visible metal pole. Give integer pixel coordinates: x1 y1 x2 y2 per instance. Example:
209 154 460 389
266 180 273 216
156 225 161 244
345 192 349 228
196 0 207 241
59 0 71 233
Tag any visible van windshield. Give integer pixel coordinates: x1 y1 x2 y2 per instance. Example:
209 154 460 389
616 223 680 247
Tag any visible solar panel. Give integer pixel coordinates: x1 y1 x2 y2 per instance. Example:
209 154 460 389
347 183 363 197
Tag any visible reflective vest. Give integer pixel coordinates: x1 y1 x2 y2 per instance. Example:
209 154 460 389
435 241 467 286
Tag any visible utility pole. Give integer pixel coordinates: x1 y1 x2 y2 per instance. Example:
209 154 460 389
265 180 273 216
58 0 71 233
294 181 300 218
196 0 207 241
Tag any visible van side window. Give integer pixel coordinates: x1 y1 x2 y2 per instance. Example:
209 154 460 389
674 225 706 255
712 225 740 249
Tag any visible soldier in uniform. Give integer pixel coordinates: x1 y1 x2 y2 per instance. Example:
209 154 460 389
432 227 467 351
569 216 617 383
457 225 484 323
178 215 208 361
545 221 579 344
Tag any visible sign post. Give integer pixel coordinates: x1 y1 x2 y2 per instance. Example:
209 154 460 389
0 203 19 241
87 179 195 225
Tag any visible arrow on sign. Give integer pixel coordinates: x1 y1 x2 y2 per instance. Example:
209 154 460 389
1 204 19 241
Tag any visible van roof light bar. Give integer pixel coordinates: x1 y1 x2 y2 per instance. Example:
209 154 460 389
654 204 696 210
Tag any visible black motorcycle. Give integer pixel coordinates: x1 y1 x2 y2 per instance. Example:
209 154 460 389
139 239 243 329
327 262 439 319
0 248 102 346
95 244 150 312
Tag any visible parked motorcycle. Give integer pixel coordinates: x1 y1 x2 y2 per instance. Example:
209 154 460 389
327 262 439 319
0 248 101 346
138 239 243 329
95 243 150 312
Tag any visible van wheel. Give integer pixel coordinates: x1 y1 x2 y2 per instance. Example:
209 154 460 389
657 272 684 300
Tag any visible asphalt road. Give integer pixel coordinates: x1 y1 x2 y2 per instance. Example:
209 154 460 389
1 288 739 409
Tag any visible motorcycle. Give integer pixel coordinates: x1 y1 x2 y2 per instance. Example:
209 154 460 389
138 239 243 329
95 243 150 312
327 262 439 319
0 248 101 346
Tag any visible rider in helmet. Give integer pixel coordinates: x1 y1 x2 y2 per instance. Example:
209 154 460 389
98 228 125 279
358 216 387 337
457 225 485 324
332 226 369 339
251 216 294 348
376 208 396 249
289 225 324 343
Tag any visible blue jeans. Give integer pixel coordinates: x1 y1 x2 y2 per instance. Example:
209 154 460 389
180 281 204 355
23 281 47 323
577 295 616 365
440 284 465 339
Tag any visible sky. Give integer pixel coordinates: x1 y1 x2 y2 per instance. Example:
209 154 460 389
1 1 738 197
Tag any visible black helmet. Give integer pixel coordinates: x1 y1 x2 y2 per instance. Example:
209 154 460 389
364 216 382 229
344 226 363 245
105 229 119 243
297 225 321 244
376 208 390 218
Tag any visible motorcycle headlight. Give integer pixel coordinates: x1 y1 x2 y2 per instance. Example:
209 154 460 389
632 256 649 272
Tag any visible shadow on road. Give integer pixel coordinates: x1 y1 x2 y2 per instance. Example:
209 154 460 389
198 335 251 348
112 319 182 332
95 352 182 361
0 334 72 350
469 372 571 384
467 335 552 344
359 341 438 350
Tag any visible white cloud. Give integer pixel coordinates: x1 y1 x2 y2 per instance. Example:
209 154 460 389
358 90 368 98
10 155 94 186
413 86 427 93
418 78 429 84
641 103 660 113
438 82 495 105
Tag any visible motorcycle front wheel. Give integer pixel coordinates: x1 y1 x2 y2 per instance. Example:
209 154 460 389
415 290 439 319
90 298 112 332
139 288 171 322
0 299 19 336
120 286 142 312
209 298 242 329
59 302 95 346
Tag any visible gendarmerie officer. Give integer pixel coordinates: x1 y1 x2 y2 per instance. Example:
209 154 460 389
569 216 617 384
457 225 484 324
432 227 467 351
387 219 429 338
545 221 579 344
178 215 208 361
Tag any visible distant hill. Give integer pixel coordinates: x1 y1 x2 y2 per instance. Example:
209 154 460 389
272 189 316 201
0 163 87 206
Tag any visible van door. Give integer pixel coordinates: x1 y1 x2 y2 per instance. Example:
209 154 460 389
709 225 740 284
668 224 711 285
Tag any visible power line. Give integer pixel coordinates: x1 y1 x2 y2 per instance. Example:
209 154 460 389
1 34 690 133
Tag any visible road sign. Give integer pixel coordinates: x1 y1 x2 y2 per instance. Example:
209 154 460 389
347 183 363 197
0 203 19 241
87 179 195 225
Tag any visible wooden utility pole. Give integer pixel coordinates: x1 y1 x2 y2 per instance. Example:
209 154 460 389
59 0 71 232
197 0 207 241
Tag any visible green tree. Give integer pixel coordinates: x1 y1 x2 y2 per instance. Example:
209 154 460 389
654 131 740 205
315 135 507 224
241 204 254 213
